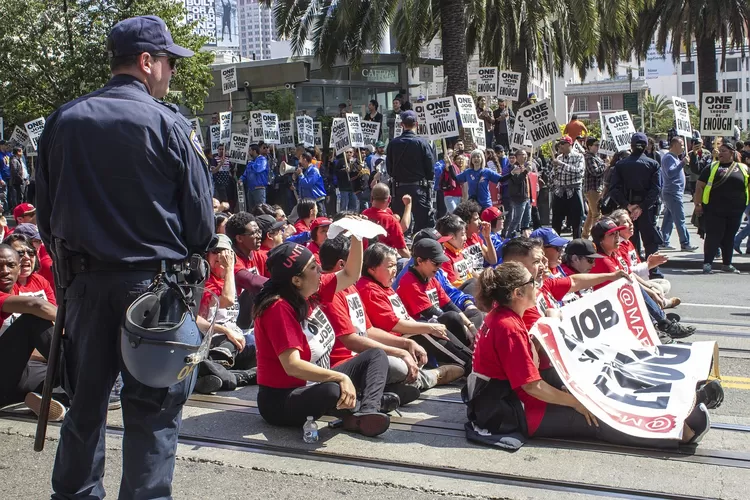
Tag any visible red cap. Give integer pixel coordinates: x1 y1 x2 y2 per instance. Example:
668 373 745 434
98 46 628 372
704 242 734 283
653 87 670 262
310 217 332 232
481 206 502 223
558 135 574 145
13 203 35 220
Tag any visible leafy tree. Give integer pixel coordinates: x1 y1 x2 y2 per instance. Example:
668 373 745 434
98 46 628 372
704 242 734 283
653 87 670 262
0 0 214 136
248 89 297 120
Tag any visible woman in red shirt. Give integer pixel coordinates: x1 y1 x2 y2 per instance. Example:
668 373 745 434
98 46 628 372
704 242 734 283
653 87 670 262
467 262 710 447
5 235 55 304
253 239 391 437
293 198 318 234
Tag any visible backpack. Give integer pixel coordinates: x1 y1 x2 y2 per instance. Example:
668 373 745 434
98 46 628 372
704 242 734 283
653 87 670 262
439 163 458 191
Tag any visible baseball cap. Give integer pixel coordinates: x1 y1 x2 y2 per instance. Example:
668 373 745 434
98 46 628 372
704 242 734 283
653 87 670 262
12 223 41 240
530 227 569 247
107 15 194 59
401 110 417 125
558 135 574 145
493 144 505 153
412 238 450 264
310 217 332 232
257 214 286 237
209 234 233 252
565 238 605 259
267 243 314 284
631 132 648 146
413 228 451 244
13 203 35 220
375 141 385 148
481 206 502 223
591 218 627 241
528 92 537 99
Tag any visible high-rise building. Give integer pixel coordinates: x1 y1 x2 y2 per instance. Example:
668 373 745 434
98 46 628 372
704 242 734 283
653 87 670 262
237 0 276 61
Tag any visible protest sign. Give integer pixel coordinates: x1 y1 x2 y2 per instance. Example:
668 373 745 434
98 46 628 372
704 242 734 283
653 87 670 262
345 113 365 148
476 67 498 97
361 121 381 146
9 126 29 148
393 115 403 138
424 97 459 141
219 111 232 145
413 103 429 137
596 103 616 156
331 118 351 156
496 71 522 101
605 111 636 152
278 120 295 148
509 121 526 152
531 278 717 440
700 93 734 136
261 113 280 145
517 99 559 148
296 115 314 148
249 110 270 142
467 126 485 149
188 118 203 147
209 125 221 154
672 97 692 137
0 117 4 141
24 117 45 150
313 122 323 148
454 95 480 130
227 133 250 164
221 66 238 95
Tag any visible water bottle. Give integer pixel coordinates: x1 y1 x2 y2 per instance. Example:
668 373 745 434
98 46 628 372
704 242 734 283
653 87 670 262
303 416 319 443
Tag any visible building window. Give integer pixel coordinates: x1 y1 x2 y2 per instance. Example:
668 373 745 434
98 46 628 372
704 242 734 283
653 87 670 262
681 61 695 75
726 58 740 72
682 81 696 95
726 78 740 93
575 97 588 112
638 68 645 77
600 95 612 110
739 99 743 113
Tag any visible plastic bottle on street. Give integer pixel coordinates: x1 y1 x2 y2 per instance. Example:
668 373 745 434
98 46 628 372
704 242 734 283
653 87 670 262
303 416 319 443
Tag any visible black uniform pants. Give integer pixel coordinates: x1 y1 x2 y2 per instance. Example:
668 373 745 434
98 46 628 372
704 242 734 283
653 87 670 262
633 205 662 263
552 189 584 239
52 271 195 500
411 312 473 375
257 348 388 427
703 212 744 266
392 184 434 233
0 314 55 408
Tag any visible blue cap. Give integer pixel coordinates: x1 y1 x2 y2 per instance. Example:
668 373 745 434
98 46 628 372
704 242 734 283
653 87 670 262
530 228 570 247
631 132 648 146
401 110 418 124
107 15 194 59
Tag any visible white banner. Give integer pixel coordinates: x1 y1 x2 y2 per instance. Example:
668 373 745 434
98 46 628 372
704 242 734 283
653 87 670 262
249 110 270 143
530 279 717 440
672 97 692 137
509 121 526 152
188 118 203 147
209 125 221 154
605 111 636 152
313 121 323 148
454 94 480 130
9 126 29 148
413 103 429 138
261 113 280 145
424 97 459 140
361 121 381 146
467 126 486 149
700 93 734 136
220 66 238 94
278 120 295 149
393 115 403 138
497 71 522 101
296 115 314 148
185 0 217 45
24 117 45 151
517 99 559 148
331 117 351 156
345 113 365 148
219 111 232 145
228 133 250 164
476 67 498 97
596 103 616 156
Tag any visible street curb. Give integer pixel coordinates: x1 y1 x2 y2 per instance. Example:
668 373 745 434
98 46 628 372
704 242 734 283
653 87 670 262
661 259 750 272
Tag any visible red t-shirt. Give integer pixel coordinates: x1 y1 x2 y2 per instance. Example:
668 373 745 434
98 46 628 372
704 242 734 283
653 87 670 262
361 207 407 250
441 243 472 286
522 277 571 372
472 306 546 435
323 284 373 367
16 273 56 306
618 240 640 270
463 233 485 274
234 249 268 290
38 244 55 289
201 273 224 309
396 269 450 318
0 289 13 322
294 219 311 235
356 276 411 333
590 252 625 290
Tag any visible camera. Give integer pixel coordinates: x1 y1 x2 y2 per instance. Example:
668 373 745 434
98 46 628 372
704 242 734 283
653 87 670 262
243 81 249 88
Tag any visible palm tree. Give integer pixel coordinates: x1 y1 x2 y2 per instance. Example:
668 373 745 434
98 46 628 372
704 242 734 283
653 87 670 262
636 94 672 131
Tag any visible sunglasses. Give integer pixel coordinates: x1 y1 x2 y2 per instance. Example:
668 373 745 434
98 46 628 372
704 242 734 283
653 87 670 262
150 52 178 70
16 248 35 257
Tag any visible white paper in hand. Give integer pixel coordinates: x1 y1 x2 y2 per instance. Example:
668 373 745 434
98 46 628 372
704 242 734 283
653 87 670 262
328 218 387 241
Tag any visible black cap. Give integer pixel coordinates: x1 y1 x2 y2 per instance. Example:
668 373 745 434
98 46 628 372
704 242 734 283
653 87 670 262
267 243 314 284
257 214 286 237
401 110 418 125
493 144 505 152
107 15 194 59
412 239 450 264
630 132 648 146
413 228 451 245
591 219 627 241
565 239 605 259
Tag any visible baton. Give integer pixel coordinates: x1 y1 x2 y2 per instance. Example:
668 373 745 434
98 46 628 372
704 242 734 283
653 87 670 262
33 291 65 452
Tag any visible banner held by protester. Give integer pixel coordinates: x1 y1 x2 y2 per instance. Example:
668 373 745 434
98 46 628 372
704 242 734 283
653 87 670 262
413 103 429 138
605 111 636 152
672 97 692 138
24 117 45 151
209 125 221 154
278 120 295 149
345 113 365 148
476 67 498 97
424 97 459 141
313 121 323 148
221 66 238 95
296 115 315 148
331 117 351 156
454 95 481 130
496 71 522 101
517 99 559 148
228 133 250 164
9 126 30 149
261 113 280 145
361 121 381 146
700 93 734 136
219 111 232 146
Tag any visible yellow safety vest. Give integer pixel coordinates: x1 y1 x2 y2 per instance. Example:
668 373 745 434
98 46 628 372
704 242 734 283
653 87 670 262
702 161 749 205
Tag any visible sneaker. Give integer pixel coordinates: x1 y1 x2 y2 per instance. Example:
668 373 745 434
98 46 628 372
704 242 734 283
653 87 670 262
696 380 724 410
342 412 390 437
436 364 465 386
685 403 711 444
723 265 741 274
231 368 257 387
703 264 713 274
658 320 695 339
24 392 67 422
659 244 676 250
194 374 223 394
681 245 698 252
657 331 675 344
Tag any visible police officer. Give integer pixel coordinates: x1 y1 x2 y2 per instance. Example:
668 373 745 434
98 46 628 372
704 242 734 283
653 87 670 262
608 132 664 278
35 16 214 499
386 110 435 231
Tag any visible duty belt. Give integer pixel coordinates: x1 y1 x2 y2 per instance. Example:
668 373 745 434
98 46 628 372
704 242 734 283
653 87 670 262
395 180 428 188
68 255 185 275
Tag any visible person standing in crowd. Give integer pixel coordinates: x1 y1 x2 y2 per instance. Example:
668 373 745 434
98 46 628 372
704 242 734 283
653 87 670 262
582 137 605 239
493 100 513 151
687 137 711 195
9 147 25 210
456 150 519 211
476 97 495 147
295 152 327 216
363 100 383 141
241 144 269 209
12 202 36 227
386 110 435 231
507 150 533 236
564 114 588 139
661 137 697 252
335 149 360 212
551 136 585 239
441 154 465 213
35 16 214 498
608 132 664 279
387 98 402 140
695 142 750 274
645 137 663 164
211 143 234 207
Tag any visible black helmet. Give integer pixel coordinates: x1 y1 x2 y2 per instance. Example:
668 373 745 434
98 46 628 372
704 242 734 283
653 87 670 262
120 281 217 388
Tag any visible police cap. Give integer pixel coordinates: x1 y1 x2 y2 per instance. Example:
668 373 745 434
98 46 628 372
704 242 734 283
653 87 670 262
108 15 194 59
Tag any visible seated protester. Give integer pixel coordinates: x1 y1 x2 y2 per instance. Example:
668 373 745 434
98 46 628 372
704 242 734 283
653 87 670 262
293 198 318 235
362 183 411 258
589 218 694 343
0 245 61 420
318 236 435 403
454 200 497 275
555 239 605 304
254 239 392 437
436 214 474 288
251 203 277 217
529 228 570 278
226 212 269 282
395 238 476 374
357 243 464 388
465 261 713 449
480 206 508 266
306 217 331 257
393 228 485 330
12 223 54 289
3 235 55 305
194 235 258 394
257 214 287 257
215 212 229 235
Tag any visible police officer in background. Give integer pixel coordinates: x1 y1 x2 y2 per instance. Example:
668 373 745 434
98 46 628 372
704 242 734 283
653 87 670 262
386 110 435 231
35 15 214 499
608 132 664 278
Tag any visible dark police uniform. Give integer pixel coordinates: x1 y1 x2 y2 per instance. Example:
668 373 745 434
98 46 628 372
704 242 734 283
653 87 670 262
35 16 214 499
608 136 664 270
386 118 435 231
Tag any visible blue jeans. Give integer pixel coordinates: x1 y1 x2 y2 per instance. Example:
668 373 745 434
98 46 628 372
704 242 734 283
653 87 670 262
247 187 266 209
734 206 750 250
642 287 665 322
660 192 690 247
339 191 359 212
444 196 461 213
508 199 531 235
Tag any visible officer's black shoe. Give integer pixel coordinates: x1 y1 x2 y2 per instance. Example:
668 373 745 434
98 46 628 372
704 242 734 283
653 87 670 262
194 374 223 394
379 392 401 414
232 368 257 387
696 380 724 410
342 412 391 437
